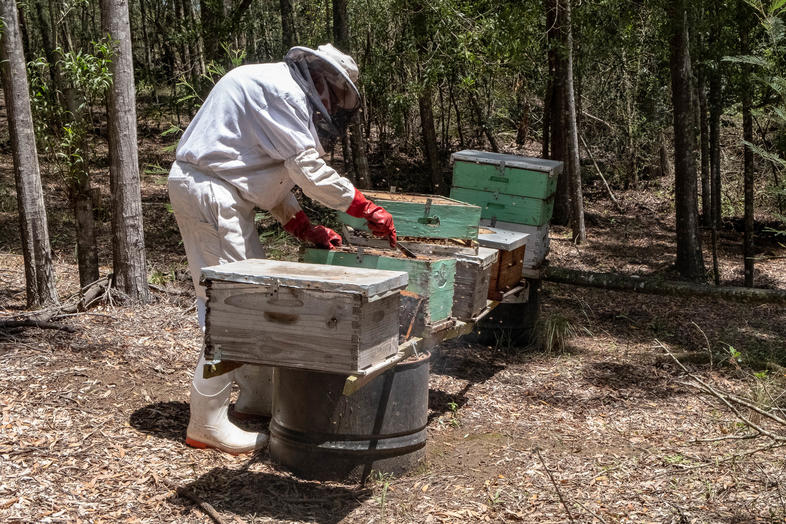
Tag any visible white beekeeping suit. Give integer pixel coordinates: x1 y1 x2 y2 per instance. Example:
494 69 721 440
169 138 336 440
168 44 397 455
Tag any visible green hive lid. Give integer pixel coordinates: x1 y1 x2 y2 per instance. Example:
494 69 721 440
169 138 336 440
201 258 408 296
451 150 563 175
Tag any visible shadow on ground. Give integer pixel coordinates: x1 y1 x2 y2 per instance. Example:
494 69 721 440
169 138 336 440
169 464 371 523
130 401 189 442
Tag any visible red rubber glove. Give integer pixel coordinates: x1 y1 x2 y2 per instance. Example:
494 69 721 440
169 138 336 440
345 189 397 247
283 211 342 249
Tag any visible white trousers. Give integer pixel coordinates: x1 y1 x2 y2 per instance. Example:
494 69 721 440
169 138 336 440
167 160 265 327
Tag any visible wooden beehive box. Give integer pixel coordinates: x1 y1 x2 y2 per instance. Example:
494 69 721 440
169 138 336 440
453 247 498 321
477 225 529 301
339 191 481 243
481 219 549 269
202 259 408 375
304 247 456 337
450 150 563 227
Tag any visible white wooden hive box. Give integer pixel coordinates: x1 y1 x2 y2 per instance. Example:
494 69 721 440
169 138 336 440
202 259 408 375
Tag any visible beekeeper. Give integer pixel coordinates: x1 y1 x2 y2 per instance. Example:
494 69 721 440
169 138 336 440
168 44 397 454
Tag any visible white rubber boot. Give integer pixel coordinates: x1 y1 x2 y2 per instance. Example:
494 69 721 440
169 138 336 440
186 353 268 455
234 365 274 419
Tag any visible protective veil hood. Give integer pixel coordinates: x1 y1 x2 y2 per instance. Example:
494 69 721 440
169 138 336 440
284 44 361 138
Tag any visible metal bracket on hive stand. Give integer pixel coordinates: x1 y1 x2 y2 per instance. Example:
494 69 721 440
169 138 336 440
343 337 424 396
202 344 244 378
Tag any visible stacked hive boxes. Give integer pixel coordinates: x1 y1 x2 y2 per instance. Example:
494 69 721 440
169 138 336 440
304 247 456 336
310 192 489 333
449 150 562 271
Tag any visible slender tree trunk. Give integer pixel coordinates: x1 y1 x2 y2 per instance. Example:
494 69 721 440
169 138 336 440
564 0 584 243
33 0 59 95
548 0 570 226
697 66 711 226
201 0 223 64
449 82 465 149
279 0 296 51
668 0 705 280
101 0 151 303
409 0 443 194
0 0 59 307
470 93 499 152
741 16 755 287
72 172 100 288
419 87 444 194
709 72 721 227
137 0 153 80
542 0 554 159
332 0 370 188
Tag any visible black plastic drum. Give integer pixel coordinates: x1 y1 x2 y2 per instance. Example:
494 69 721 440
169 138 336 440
269 351 430 482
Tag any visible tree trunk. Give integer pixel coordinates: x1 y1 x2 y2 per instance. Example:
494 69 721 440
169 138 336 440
542 0 554 159
349 114 370 189
418 88 444 194
0 0 59 307
332 0 370 188
72 173 100 288
709 70 721 230
563 0 585 244
668 0 705 281
547 0 570 226
137 0 153 81
545 267 786 304
408 0 443 195
279 0 296 51
697 66 711 226
201 0 224 64
101 0 151 303
741 16 755 288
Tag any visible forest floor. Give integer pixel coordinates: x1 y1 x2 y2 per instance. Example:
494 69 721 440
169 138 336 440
3 133 786 522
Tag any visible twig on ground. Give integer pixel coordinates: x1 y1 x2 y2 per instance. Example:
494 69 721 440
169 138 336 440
575 501 608 524
164 480 227 524
52 312 117 320
658 340 786 441
0 320 77 333
690 321 713 368
536 448 575 523
149 283 192 297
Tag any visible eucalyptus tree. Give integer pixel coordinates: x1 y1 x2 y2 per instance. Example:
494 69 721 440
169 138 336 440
668 0 706 280
0 0 59 307
102 0 150 303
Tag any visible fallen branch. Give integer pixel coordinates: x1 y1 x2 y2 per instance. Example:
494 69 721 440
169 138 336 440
536 448 575 523
658 340 786 441
164 480 227 524
0 320 77 333
545 267 786 304
149 283 192 297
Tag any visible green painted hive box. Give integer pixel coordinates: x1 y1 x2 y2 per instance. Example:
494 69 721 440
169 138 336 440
304 247 456 336
338 191 481 241
449 150 563 226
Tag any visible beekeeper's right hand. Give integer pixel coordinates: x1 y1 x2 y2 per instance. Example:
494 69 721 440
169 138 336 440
345 190 397 248
284 148 397 247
